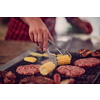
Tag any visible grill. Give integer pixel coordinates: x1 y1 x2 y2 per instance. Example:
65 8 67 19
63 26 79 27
0 50 100 84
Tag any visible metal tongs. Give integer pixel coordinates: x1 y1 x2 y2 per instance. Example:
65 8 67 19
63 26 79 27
46 39 72 66
48 39 72 57
46 49 58 66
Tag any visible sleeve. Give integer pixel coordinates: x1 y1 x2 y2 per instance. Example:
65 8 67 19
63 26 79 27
65 17 77 24
65 17 81 28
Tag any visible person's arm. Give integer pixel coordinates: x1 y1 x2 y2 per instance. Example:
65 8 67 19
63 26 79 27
20 17 54 52
66 17 92 34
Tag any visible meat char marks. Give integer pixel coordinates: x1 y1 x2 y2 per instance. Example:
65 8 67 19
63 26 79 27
16 64 41 75
92 49 100 57
0 71 16 84
77 49 92 57
74 58 100 68
56 65 85 77
19 76 53 84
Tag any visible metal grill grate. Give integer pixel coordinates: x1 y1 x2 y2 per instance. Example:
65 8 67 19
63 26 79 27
1 52 100 84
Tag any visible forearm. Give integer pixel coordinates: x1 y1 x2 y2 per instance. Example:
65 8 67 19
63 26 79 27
66 17 92 34
20 17 42 26
65 17 83 26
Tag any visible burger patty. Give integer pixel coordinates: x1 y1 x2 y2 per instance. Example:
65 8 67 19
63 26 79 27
56 65 85 77
19 76 54 84
16 64 41 75
74 58 100 68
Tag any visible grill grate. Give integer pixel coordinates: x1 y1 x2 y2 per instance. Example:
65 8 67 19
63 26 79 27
1 52 100 84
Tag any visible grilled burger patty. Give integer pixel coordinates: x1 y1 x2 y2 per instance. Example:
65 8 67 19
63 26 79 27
74 58 100 68
16 64 41 75
56 65 85 77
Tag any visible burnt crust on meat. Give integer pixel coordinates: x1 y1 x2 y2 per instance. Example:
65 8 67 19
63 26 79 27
19 76 54 84
92 49 100 57
77 49 92 57
0 71 7 78
0 71 16 84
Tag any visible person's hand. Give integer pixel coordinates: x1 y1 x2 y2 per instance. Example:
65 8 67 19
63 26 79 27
66 17 93 34
77 21 93 34
22 17 54 52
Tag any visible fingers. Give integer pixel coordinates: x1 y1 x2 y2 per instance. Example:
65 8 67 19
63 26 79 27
33 32 38 44
83 23 92 34
29 29 48 52
42 31 48 52
29 31 34 42
79 22 93 34
29 25 52 52
37 31 43 49
42 30 54 52
85 23 93 34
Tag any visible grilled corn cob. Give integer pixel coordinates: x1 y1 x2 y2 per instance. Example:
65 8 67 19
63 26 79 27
24 57 37 63
39 62 56 75
56 55 71 65
42 53 49 57
30 52 43 57
42 53 56 57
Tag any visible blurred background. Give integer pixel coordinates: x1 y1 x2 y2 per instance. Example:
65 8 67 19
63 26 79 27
0 17 10 40
0 17 100 41
55 17 100 36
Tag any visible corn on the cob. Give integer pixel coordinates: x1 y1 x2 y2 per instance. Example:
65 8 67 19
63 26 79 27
42 53 49 57
30 52 43 57
24 57 37 63
60 78 75 84
56 55 71 65
42 53 56 57
39 62 56 75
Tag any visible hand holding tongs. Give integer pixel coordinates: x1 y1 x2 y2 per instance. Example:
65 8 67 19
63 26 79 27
48 39 72 58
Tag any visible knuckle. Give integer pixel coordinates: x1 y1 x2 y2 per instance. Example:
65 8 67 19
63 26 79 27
42 28 47 32
33 28 39 33
36 28 40 32
38 28 42 32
